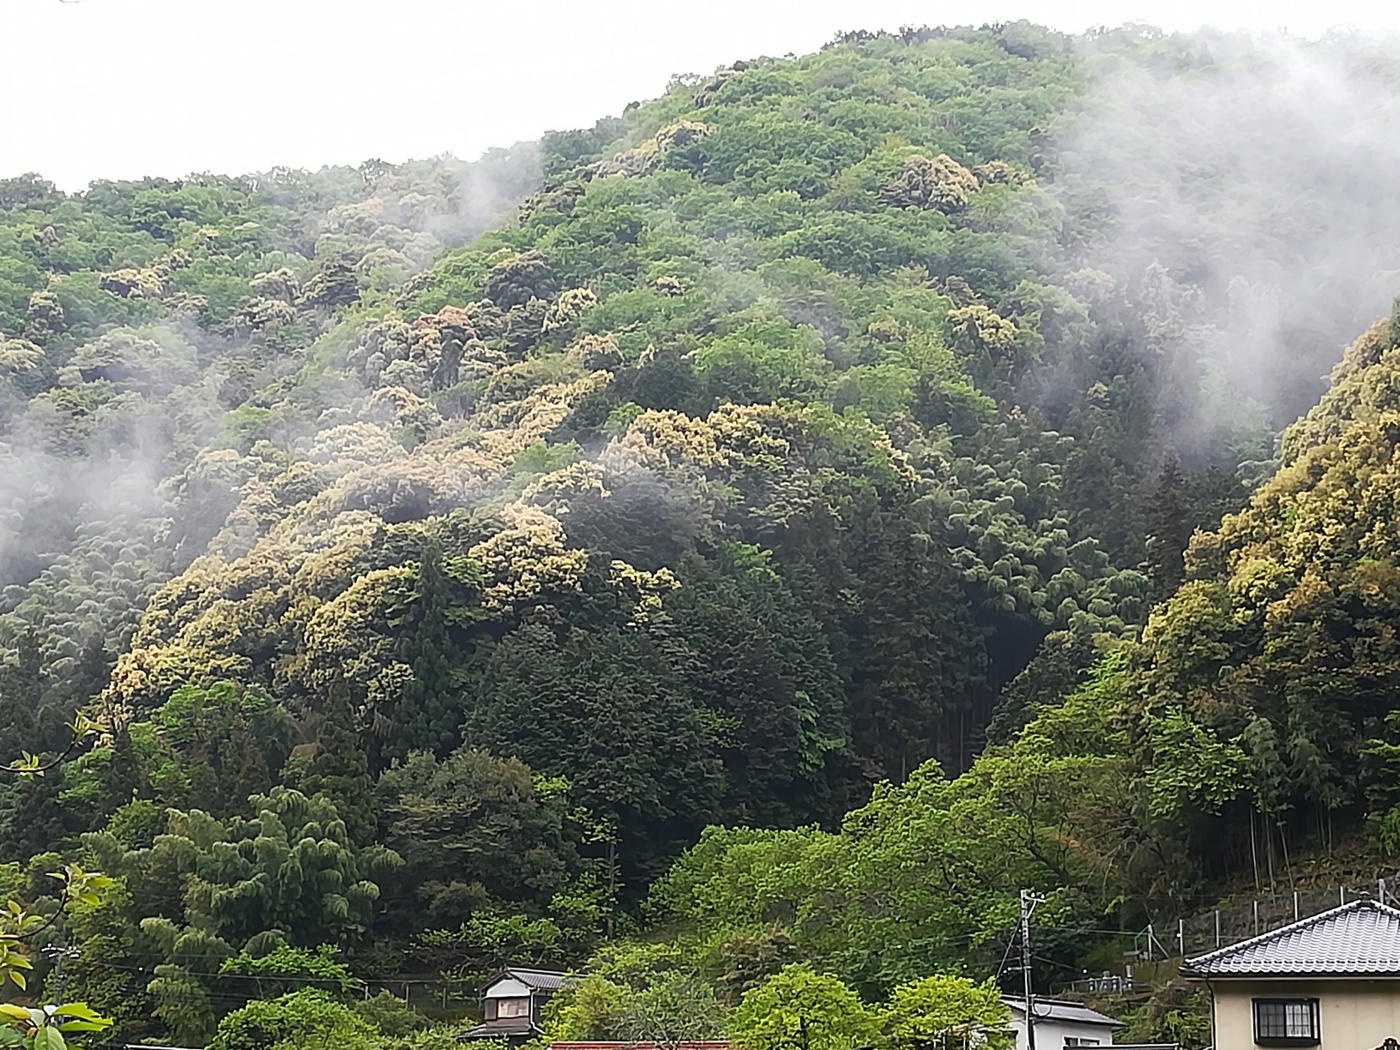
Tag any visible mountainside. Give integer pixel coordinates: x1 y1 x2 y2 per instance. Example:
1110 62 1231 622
3 20 1400 1050
649 314 1400 1006
1129 311 1400 880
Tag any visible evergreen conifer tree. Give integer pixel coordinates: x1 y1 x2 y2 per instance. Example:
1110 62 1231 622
294 680 377 845
1145 451 1191 599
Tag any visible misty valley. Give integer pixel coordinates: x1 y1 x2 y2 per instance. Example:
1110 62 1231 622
4 19 1400 1050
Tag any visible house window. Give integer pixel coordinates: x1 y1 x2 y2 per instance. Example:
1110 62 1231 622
1065 1039 1100 1047
1253 999 1320 1045
497 998 530 1018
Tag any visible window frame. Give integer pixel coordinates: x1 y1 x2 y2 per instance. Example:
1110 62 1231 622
1252 998 1321 1046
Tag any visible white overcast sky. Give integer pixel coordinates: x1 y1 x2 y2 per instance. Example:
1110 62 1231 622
2 0 1398 190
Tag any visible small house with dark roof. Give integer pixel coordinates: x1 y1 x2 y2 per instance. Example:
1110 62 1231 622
457 968 576 1045
1182 897 1400 1050
1002 997 1123 1050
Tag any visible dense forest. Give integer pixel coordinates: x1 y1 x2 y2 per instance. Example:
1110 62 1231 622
4 19 1400 1050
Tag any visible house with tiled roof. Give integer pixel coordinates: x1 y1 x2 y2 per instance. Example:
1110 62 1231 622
457 969 577 1045
1002 997 1123 1050
1182 896 1400 1050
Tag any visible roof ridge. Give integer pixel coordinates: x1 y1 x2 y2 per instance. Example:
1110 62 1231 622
1184 897 1400 968
480 967 576 991
1182 897 1400 977
1000 996 1102 1007
999 996 1123 1025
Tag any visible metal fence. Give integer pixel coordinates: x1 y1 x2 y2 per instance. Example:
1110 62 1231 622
1132 874 1400 963
1068 973 1139 994
360 976 480 1017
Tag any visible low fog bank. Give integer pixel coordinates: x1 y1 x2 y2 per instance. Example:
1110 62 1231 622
1053 30 1400 449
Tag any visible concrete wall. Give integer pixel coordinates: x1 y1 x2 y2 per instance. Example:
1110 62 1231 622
1212 979 1400 1050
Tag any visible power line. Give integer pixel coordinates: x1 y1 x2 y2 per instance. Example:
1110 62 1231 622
994 930 1019 981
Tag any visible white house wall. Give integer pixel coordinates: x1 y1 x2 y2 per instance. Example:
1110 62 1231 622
1009 1016 1118 1050
484 978 532 999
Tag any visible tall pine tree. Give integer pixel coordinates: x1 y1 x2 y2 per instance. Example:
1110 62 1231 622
292 680 377 845
1145 451 1191 600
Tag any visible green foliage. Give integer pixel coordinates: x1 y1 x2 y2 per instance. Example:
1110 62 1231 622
163 788 400 949
353 991 424 1039
649 668 1144 994
209 989 376 1050
1116 320 1400 879
219 944 362 998
58 682 295 829
727 964 877 1050
467 621 725 891
721 959 1012 1050
289 682 377 844
543 968 727 1045
1118 985 1212 1050
7 22 1400 1049
0 1001 112 1050
376 746 587 929
1142 709 1246 825
880 976 1012 1050
0 727 118 1049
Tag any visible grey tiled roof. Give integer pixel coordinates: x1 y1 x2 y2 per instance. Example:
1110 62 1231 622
458 1019 539 1041
1002 998 1123 1026
1183 898 1400 976
478 967 572 992
505 968 573 991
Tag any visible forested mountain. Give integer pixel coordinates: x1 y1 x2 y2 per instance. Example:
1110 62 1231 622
3 20 1400 1050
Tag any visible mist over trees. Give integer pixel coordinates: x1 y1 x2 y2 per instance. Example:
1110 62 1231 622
1 19 1400 1050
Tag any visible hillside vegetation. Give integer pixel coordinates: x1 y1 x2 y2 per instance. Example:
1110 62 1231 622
1 20 1400 1050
